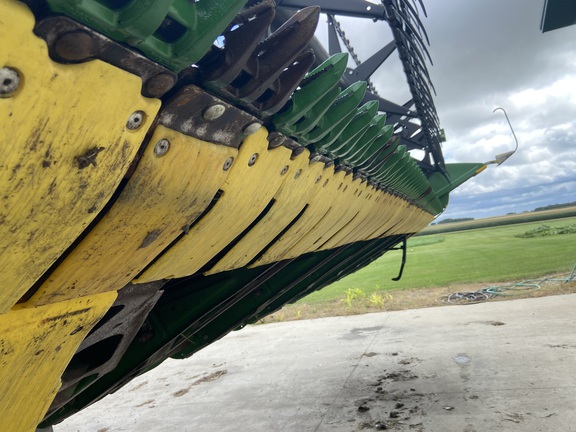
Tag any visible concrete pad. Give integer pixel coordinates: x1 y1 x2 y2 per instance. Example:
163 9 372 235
54 294 576 432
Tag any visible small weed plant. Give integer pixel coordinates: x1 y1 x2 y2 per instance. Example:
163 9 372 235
342 287 393 309
343 287 365 308
368 292 393 307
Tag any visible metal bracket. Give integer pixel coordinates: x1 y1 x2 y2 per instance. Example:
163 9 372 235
158 85 262 148
33 15 177 98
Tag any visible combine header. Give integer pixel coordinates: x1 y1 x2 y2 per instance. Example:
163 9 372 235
0 1 490 430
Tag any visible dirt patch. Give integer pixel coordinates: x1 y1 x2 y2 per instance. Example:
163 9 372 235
134 399 155 407
191 369 227 386
380 370 418 382
546 344 576 349
466 320 506 326
172 370 228 398
128 381 148 392
172 388 190 398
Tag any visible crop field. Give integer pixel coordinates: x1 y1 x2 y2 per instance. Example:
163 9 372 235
422 206 576 234
261 214 576 322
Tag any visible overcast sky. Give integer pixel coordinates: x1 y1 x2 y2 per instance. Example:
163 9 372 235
314 0 576 220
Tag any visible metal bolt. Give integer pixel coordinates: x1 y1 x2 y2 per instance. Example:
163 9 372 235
269 136 284 148
0 67 21 98
323 179 329 187
281 165 289 175
323 160 335 168
203 104 226 121
315 175 322 184
248 153 258 166
291 147 306 158
294 169 302 179
145 73 176 98
243 122 261 136
223 157 234 171
309 153 322 163
126 111 145 130
54 31 95 61
154 139 170 157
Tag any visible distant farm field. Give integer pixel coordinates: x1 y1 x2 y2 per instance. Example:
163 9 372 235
423 206 576 234
300 215 576 305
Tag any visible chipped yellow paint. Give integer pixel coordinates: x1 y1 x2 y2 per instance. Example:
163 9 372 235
207 147 324 274
137 128 292 282
318 184 380 250
351 188 398 241
252 167 346 266
29 127 236 306
367 195 410 239
281 172 361 259
358 193 404 241
395 206 434 234
308 178 376 251
0 291 116 432
0 0 160 313
369 197 433 239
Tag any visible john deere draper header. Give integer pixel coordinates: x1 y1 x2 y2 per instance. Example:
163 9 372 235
0 1 489 430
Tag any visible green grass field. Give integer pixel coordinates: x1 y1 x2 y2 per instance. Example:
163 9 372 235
301 216 576 304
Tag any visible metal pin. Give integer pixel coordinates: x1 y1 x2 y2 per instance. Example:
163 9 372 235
127 111 145 130
281 165 289 175
0 67 21 98
154 139 170 157
294 169 302 179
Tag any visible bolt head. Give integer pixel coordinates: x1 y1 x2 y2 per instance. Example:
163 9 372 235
309 153 322 164
154 139 170 157
203 104 226 121
145 73 176 98
54 31 94 61
223 157 234 171
0 67 21 98
248 153 259 166
127 111 146 130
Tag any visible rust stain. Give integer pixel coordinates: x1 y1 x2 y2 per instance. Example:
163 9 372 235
40 307 92 324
